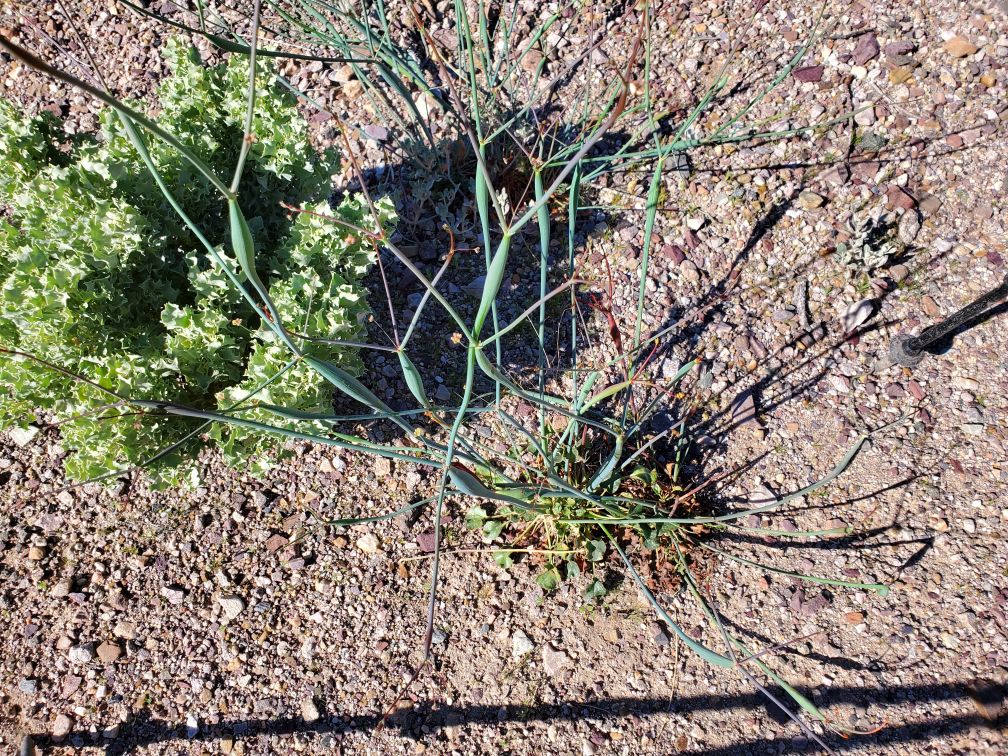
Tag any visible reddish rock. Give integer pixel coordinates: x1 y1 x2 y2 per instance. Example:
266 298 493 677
684 228 700 250
265 533 288 554
919 195 943 215
97 640 122 664
944 36 978 58
662 244 685 264
362 124 389 142
793 65 824 83
852 160 880 182
886 383 905 399
852 34 880 65
417 530 438 553
821 165 850 186
886 185 917 210
884 41 916 58
921 295 941 318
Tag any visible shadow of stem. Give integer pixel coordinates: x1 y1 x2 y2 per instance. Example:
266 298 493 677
32 681 1003 755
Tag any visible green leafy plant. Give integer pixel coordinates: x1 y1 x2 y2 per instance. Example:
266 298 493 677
0 38 393 485
2 0 890 745
834 210 898 273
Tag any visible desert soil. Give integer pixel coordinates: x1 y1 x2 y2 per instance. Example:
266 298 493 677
1 0 1007 754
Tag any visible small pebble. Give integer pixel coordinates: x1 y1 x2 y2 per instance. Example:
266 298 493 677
944 36 978 58
301 697 320 723
68 645 93 664
511 630 534 658
356 533 381 554
52 714 73 740
797 190 824 209
219 595 246 620
96 641 122 664
542 643 571 676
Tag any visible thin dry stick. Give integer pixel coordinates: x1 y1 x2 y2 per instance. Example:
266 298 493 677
279 200 380 239
398 546 574 563
330 110 400 345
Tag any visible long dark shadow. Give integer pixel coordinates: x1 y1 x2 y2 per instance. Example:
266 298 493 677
32 680 1003 755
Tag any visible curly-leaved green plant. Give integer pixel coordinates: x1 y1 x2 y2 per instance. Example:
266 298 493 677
0 38 393 485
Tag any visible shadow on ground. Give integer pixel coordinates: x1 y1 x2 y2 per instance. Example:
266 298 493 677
29 680 1004 754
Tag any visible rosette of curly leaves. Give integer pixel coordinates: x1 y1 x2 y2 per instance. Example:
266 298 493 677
0 38 394 487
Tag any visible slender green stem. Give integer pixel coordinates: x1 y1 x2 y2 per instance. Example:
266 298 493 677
0 33 233 199
534 168 550 443
230 0 263 194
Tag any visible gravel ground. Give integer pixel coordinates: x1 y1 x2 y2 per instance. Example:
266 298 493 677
1 1 1007 754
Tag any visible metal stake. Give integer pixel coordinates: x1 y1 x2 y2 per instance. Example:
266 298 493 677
889 273 1008 367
